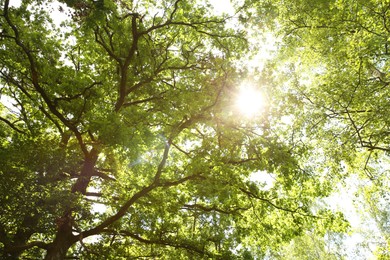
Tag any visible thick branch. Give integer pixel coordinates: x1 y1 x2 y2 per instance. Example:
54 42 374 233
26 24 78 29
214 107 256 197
81 184 156 238
85 192 103 197
53 81 101 105
122 96 163 107
153 141 171 183
80 141 171 236
182 203 248 215
4 241 50 253
114 15 140 111
93 171 116 181
104 229 209 256
0 116 26 134
361 144 390 152
160 173 205 187
81 171 203 239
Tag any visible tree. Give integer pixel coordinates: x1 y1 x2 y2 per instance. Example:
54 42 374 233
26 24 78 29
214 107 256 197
0 0 346 259
252 0 390 257
271 231 347 260
266 0 390 176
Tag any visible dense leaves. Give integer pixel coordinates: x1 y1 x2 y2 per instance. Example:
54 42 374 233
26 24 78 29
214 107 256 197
256 0 390 257
0 0 351 259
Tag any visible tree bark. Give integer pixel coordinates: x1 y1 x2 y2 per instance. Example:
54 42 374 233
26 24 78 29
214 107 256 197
45 150 98 259
44 211 76 260
72 149 99 195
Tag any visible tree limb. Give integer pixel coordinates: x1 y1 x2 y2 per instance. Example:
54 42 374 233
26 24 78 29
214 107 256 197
239 187 318 218
182 203 248 215
0 116 26 134
4 241 50 253
103 229 210 256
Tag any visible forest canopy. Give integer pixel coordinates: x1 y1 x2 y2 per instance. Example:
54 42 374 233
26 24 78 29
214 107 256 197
0 0 389 259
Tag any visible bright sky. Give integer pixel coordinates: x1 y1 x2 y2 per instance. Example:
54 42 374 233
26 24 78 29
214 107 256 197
210 0 235 15
235 84 266 117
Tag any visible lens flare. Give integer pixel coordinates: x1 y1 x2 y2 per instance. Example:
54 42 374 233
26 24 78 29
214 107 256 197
236 86 265 117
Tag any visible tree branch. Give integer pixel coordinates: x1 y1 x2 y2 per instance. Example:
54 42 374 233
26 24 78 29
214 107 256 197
93 171 117 181
0 116 26 134
103 229 210 256
153 140 171 183
4 241 50 253
114 15 140 111
3 0 89 155
239 187 317 218
182 203 248 215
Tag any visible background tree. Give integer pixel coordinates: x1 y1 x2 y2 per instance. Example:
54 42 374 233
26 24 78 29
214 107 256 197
271 231 347 260
250 0 390 257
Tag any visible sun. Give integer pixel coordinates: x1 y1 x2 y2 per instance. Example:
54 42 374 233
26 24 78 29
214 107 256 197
235 86 265 117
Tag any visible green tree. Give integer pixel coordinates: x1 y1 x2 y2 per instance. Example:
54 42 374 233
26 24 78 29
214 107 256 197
252 0 390 257
0 0 346 259
271 231 347 260
267 0 390 177
359 179 390 259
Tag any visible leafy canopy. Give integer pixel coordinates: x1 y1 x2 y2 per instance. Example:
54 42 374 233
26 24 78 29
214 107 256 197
0 0 347 259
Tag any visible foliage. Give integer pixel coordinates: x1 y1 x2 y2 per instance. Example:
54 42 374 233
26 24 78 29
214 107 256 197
268 0 390 176
250 0 390 257
271 231 347 260
0 0 348 259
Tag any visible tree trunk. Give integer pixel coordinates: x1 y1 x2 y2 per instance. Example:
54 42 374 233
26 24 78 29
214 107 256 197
71 149 99 194
45 151 98 259
44 211 76 260
44 237 74 260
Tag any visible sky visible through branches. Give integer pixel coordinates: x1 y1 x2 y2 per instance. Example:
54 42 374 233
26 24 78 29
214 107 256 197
0 0 389 259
